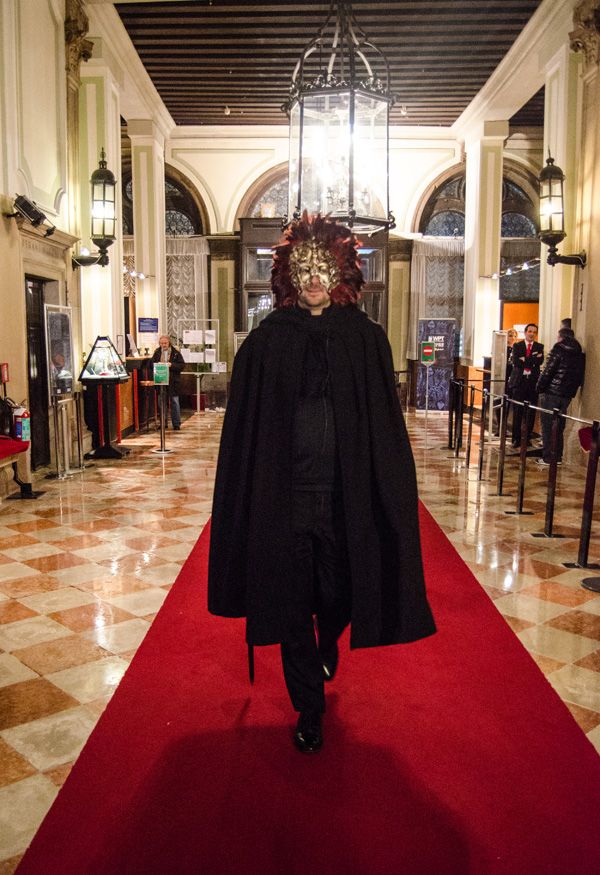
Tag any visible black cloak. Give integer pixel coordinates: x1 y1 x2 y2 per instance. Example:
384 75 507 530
208 304 436 649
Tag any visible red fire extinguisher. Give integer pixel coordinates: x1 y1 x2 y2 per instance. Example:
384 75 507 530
13 405 31 441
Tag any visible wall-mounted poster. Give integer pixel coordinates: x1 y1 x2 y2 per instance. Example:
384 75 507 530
45 305 74 398
416 318 455 412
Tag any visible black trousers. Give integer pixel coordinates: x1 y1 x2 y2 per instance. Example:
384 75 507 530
280 490 351 713
511 377 538 445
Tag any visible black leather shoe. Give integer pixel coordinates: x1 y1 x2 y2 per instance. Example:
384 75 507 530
293 711 323 753
321 642 339 682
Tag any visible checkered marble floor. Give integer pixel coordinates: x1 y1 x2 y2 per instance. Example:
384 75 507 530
0 408 598 869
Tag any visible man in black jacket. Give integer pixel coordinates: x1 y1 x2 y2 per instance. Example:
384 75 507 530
536 328 585 465
152 336 185 429
508 323 544 447
208 214 435 753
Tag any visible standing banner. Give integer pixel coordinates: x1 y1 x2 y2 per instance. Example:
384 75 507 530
416 318 455 411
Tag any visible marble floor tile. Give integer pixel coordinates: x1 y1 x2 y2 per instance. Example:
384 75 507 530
0 654 39 689
13 635 108 675
0 679 78 731
545 610 600 641
517 624 599 662
493 593 571 624
0 564 41 584
46 563 109 587
0 544 63 562
0 575 62 599
0 707 96 771
0 616 72 652
18 587 98 615
0 774 59 862
84 618 150 653
547 664 600 713
133 562 184 585
153 543 193 562
48 601 135 633
104 588 168 617
0 601 38 625
520 580 600 607
22 553 89 573
0 737 36 788
46 656 129 703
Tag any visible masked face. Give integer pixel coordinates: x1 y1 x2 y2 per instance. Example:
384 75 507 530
289 240 340 293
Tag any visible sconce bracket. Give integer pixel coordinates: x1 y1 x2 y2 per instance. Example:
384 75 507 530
546 245 587 269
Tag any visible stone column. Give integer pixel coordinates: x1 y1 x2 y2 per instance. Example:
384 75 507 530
127 119 166 340
569 0 600 419
462 121 507 366
78 38 124 351
64 0 93 364
538 43 583 347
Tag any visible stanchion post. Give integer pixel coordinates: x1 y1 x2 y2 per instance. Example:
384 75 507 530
448 379 455 450
576 420 600 569
477 389 488 481
465 385 476 468
52 399 62 479
505 400 534 516
496 395 510 496
454 379 465 458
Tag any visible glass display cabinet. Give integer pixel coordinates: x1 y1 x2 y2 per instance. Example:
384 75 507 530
80 336 129 383
238 217 388 331
79 336 130 459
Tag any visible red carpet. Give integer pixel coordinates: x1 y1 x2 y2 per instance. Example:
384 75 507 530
18 506 600 874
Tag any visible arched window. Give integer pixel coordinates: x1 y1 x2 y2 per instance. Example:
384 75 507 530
248 178 289 218
419 172 537 239
122 174 203 236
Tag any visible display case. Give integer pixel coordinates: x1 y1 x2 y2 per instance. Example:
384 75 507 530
238 217 280 331
79 336 129 383
238 217 388 330
45 305 74 398
80 337 130 460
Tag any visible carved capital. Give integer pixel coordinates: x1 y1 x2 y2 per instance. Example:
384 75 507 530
65 0 93 77
570 0 600 66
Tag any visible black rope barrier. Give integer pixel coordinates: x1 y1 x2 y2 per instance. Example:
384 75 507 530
444 378 600 587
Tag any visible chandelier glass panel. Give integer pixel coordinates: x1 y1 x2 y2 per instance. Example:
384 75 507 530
285 1 395 233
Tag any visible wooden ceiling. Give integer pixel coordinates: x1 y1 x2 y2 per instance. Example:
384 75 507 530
116 1 545 127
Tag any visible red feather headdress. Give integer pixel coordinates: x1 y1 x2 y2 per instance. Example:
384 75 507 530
271 212 364 308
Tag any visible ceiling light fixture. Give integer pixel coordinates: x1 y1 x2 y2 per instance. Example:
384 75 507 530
284 0 395 233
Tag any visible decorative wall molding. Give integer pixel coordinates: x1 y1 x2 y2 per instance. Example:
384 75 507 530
65 0 93 78
570 1 600 66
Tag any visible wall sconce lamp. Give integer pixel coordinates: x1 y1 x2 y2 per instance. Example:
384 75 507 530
4 195 56 237
538 154 586 268
72 148 117 269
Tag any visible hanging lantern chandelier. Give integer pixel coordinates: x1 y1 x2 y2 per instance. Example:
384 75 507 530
283 0 395 234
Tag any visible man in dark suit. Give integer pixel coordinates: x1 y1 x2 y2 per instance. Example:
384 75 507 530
508 322 544 447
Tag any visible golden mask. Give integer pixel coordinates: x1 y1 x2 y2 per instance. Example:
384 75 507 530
289 240 340 292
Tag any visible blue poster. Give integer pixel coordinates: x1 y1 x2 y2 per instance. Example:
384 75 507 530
138 317 159 334
416 319 455 411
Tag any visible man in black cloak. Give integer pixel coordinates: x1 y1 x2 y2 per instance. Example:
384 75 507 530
208 213 435 753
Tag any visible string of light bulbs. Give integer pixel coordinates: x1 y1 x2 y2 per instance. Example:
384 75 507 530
481 256 541 280
122 264 153 281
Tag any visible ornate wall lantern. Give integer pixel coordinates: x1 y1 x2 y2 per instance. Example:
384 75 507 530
73 148 117 268
538 154 586 268
283 1 395 234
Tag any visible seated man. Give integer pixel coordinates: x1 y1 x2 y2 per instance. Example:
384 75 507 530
152 335 185 429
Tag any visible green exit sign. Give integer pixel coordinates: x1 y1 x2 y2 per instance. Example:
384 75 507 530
420 341 435 365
